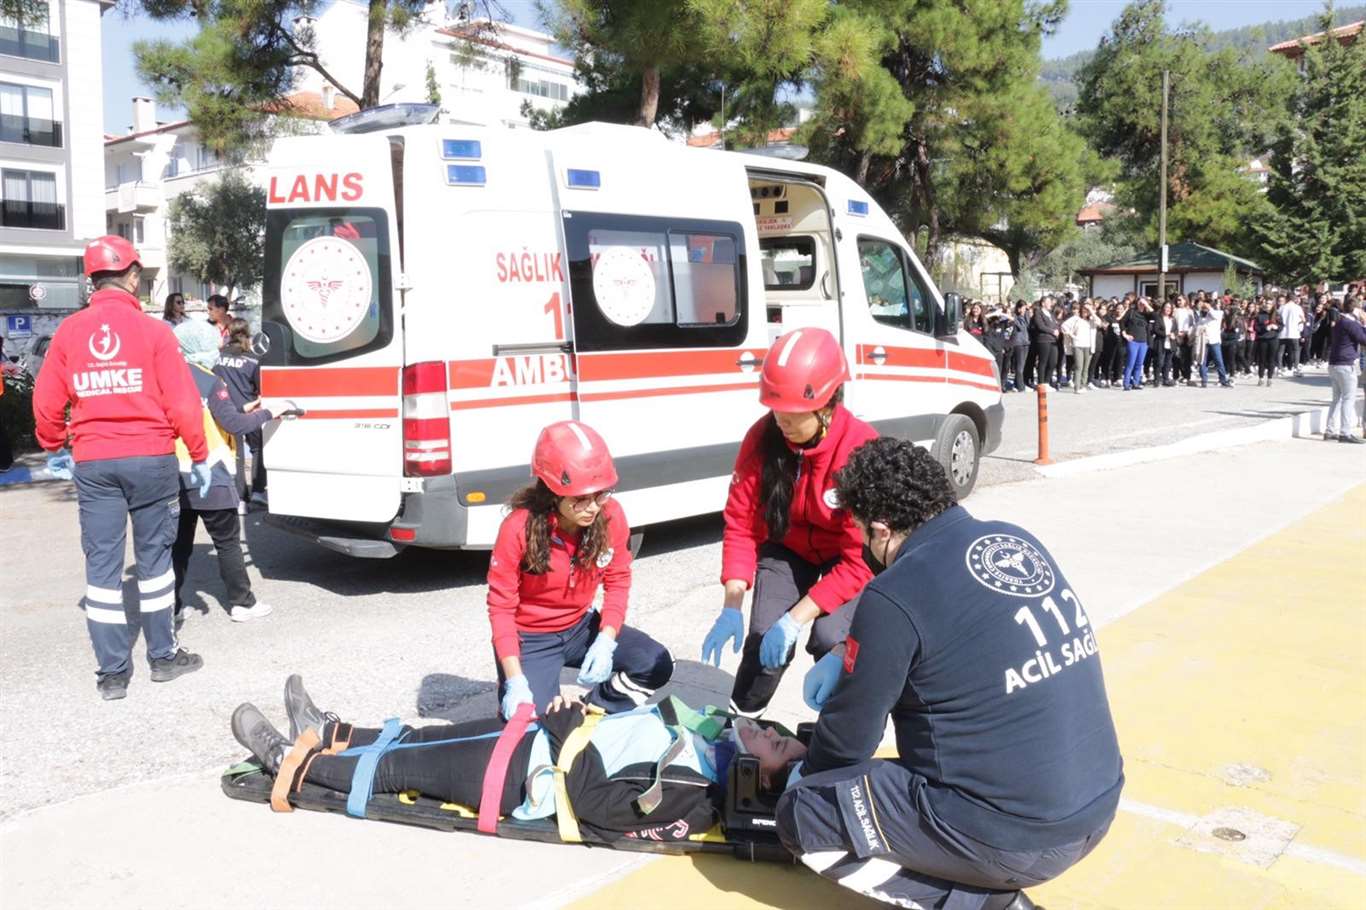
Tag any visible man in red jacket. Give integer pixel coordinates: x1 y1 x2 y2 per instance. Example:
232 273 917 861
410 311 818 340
33 236 212 700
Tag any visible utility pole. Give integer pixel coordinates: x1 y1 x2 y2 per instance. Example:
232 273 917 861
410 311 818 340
720 84 726 151
1158 69 1169 302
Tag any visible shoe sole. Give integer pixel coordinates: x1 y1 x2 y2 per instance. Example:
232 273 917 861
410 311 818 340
99 686 128 701
231 605 274 623
151 661 203 682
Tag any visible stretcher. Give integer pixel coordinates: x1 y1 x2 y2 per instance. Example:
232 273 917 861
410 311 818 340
220 720 814 863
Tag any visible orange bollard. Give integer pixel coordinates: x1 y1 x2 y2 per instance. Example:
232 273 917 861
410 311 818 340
1034 383 1053 466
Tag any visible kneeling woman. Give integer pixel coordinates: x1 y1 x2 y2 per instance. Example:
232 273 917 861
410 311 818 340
490 421 672 719
230 677 805 842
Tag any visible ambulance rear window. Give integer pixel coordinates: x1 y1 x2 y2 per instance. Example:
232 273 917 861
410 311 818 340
260 208 394 366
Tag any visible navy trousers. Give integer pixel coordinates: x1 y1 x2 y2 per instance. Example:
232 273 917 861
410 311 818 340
72 454 181 678
496 610 673 715
777 759 1111 909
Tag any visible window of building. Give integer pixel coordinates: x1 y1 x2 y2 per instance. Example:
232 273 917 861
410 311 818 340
0 82 59 146
134 216 144 244
858 237 931 334
1 168 63 230
509 71 569 101
0 3 58 63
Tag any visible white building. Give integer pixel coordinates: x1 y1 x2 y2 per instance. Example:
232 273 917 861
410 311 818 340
1082 242 1264 300
0 0 111 331
293 7 579 129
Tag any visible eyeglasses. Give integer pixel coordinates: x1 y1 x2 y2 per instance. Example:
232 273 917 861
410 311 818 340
569 489 614 511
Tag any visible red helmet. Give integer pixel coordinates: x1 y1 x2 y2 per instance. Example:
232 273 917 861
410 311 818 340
759 328 849 413
531 420 618 497
83 235 141 278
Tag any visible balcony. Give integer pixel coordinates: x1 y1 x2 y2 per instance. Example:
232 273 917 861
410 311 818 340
105 181 162 214
0 28 59 63
1 200 64 230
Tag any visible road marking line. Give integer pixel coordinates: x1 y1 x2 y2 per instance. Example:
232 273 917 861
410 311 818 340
1119 798 1366 877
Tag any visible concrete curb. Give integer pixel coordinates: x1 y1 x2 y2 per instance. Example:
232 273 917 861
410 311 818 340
1037 395 1362 479
0 464 63 487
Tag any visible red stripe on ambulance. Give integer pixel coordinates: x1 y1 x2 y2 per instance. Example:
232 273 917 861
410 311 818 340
856 344 943 369
946 351 996 378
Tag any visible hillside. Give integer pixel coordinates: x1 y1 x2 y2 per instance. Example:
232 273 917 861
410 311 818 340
1041 5 1366 109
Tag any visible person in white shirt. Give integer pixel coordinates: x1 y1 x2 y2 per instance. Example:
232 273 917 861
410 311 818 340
1194 300 1231 387
1277 295 1305 377
1061 302 1100 393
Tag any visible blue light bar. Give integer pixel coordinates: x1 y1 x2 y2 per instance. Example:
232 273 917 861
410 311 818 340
566 169 601 190
441 139 482 160
446 164 486 186
848 199 869 217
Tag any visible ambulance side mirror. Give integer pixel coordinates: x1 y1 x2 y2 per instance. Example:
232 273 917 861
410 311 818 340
938 292 963 338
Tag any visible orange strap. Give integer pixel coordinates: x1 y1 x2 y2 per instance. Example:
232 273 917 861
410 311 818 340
270 729 322 813
326 722 352 755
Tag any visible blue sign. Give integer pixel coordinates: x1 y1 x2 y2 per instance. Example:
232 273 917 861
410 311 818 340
5 314 33 338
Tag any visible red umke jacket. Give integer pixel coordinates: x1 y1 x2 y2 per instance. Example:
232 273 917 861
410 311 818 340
487 497 632 662
721 403 878 612
32 288 208 464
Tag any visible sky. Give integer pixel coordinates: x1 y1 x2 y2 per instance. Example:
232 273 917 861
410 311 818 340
101 0 1343 134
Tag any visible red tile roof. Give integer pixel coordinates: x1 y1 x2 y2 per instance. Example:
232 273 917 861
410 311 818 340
1076 202 1116 225
687 127 798 148
1269 20 1362 56
104 91 358 146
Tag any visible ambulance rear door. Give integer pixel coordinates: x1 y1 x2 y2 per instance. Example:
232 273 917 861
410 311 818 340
547 129 768 527
257 134 405 524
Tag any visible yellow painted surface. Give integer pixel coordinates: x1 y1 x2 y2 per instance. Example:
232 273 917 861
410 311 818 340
570 486 1366 909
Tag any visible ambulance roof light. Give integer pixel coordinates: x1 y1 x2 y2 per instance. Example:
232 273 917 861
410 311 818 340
330 103 441 134
447 164 486 186
847 200 869 217
735 145 809 161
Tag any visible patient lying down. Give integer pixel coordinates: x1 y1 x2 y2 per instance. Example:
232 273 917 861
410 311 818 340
232 675 806 842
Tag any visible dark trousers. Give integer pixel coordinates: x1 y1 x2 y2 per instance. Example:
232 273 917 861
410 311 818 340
777 759 1112 910
72 455 181 677
730 543 860 714
1176 342 1193 381
1221 342 1239 378
1010 347 1028 390
247 429 266 494
1153 342 1173 382
1031 342 1058 388
497 610 673 715
171 498 256 610
1279 338 1300 371
1256 338 1279 379
1238 340 1253 373
305 717 536 816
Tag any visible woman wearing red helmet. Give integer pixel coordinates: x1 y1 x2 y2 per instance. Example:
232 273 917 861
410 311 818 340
487 420 672 720
702 328 878 715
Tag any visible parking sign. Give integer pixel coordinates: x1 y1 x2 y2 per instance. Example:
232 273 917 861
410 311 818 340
5 315 33 338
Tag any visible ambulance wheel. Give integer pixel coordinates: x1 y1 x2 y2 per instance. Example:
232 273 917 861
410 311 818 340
935 414 980 498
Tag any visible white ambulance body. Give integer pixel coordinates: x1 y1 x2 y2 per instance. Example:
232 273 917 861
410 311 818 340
257 111 1004 557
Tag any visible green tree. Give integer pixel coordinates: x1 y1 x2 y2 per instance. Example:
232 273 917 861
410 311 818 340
801 0 1084 273
166 170 267 298
1074 0 1295 256
1036 229 1139 291
1257 11 1366 283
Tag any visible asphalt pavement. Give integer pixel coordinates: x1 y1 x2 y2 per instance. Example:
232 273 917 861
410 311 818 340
0 368 1362 909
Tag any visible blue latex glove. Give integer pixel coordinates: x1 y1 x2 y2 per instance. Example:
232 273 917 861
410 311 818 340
701 608 744 667
46 451 74 480
501 674 534 721
784 760 806 792
576 633 618 686
803 650 844 711
759 612 802 669
190 462 212 498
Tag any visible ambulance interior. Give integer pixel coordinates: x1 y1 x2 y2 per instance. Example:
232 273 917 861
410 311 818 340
748 177 840 339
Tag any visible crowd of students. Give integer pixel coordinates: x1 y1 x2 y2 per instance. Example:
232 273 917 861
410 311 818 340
968 288 1354 392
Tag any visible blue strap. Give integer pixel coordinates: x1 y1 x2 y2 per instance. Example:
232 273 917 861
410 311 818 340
345 718 404 819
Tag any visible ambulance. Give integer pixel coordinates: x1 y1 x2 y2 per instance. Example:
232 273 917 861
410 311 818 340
256 104 1004 557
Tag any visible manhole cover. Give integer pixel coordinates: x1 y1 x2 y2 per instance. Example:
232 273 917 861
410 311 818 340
1176 807 1298 868
1213 827 1247 841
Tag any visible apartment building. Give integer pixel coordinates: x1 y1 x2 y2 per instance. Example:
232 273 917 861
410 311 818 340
0 0 110 319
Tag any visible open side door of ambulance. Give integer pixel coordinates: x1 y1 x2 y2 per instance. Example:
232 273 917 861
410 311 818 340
256 134 406 548
546 129 771 528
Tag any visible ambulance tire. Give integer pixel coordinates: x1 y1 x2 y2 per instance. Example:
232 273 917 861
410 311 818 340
934 414 980 499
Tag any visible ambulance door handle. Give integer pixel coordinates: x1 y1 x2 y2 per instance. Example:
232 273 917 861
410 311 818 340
737 354 763 369
868 350 887 364
492 341 573 356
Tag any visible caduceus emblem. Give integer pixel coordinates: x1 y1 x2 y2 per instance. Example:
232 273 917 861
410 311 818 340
307 279 345 306
994 551 1029 575
88 323 121 361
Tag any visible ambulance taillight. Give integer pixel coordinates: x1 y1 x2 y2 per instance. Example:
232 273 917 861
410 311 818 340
402 361 451 476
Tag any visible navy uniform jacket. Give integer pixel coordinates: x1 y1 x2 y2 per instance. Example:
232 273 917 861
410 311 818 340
805 505 1124 852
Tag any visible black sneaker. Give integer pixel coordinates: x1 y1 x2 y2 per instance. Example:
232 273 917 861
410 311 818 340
97 672 130 701
231 703 290 773
149 649 204 682
1340 435 1364 445
284 674 325 741
983 890 1039 910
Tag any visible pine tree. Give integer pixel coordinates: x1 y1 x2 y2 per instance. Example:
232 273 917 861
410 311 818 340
1258 13 1366 283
